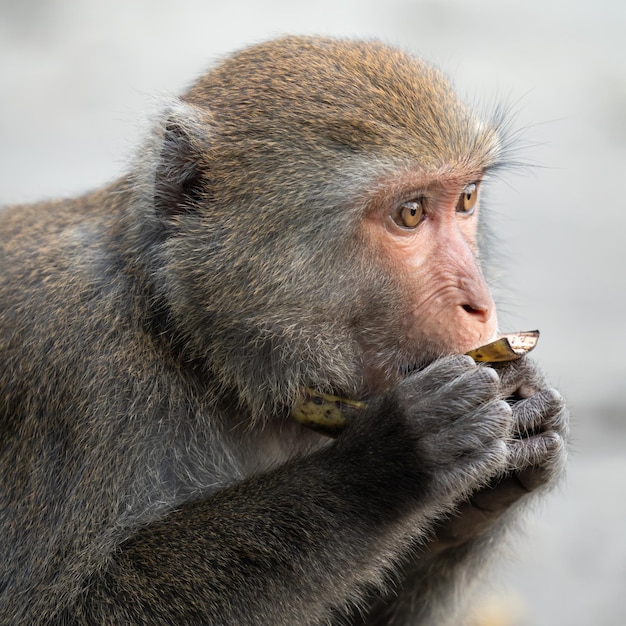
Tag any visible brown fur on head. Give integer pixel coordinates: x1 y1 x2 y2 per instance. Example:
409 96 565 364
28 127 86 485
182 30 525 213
126 36 504 421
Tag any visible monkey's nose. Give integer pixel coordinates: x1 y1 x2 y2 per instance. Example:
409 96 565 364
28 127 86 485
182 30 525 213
460 302 493 324
460 301 498 346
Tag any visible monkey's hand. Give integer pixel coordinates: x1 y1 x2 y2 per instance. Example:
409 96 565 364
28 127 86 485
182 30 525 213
429 357 569 549
359 355 515 512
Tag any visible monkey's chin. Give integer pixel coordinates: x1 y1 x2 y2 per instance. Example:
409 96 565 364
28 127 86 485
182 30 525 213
391 336 479 380
404 337 472 369
360 344 447 395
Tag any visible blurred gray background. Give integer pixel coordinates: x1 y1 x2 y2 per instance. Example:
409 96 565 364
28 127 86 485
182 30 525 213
1 1 624 624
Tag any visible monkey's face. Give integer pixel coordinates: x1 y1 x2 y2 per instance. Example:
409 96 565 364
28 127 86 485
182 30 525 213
355 168 498 393
159 37 506 411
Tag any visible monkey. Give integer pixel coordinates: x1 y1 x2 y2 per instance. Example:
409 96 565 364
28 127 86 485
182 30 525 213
0 36 568 625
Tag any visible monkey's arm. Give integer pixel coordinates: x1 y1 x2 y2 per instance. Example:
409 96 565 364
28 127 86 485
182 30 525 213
350 359 569 626
68 434 426 625
65 357 512 626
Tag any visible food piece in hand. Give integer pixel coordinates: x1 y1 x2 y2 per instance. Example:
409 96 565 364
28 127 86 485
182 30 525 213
465 331 539 363
292 331 540 436
291 389 366 437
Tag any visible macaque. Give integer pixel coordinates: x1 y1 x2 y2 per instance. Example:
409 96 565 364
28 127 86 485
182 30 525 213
0 36 568 625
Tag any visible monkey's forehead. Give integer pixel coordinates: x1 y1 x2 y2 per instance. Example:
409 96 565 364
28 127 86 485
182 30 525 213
182 36 501 170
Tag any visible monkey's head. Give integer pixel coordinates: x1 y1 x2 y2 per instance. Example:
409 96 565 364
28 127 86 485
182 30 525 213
130 36 504 418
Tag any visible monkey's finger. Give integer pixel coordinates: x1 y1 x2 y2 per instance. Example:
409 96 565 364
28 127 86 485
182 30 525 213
497 357 547 400
432 500 495 546
416 354 478 385
506 431 566 483
446 365 503 412
510 388 568 437
469 475 529 513
431 474 529 547
399 355 480 400
443 400 513 460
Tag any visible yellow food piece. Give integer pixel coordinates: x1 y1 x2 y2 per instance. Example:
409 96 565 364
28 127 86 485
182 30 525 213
465 331 539 363
292 331 540 436
291 389 365 437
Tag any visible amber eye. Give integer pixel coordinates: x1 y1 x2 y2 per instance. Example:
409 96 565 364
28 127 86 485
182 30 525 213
392 199 425 229
457 183 478 215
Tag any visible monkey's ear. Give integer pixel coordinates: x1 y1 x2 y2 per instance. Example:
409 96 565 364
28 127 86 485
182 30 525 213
153 102 214 218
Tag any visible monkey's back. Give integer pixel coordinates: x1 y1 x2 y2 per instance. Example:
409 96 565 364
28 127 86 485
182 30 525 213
0 189 220 621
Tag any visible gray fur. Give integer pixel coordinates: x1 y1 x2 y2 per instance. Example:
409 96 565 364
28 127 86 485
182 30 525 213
0 36 568 625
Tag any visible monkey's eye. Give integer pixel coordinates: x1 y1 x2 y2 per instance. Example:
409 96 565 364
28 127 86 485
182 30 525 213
457 183 478 215
392 200 425 229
